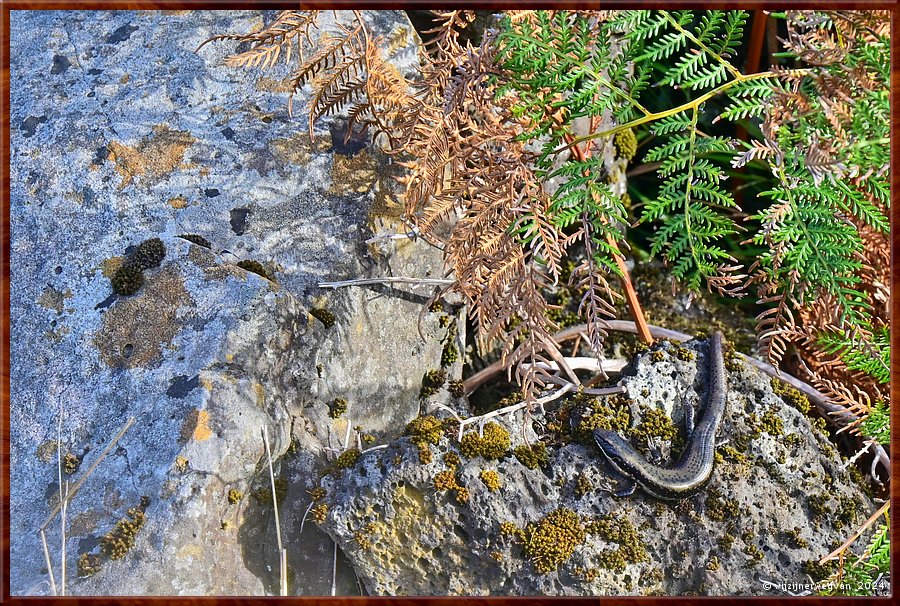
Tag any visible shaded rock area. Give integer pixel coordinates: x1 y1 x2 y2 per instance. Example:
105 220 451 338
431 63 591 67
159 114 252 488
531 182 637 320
9 10 461 596
317 336 877 596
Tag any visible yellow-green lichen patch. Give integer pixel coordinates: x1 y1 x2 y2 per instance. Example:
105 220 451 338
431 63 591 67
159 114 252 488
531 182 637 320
444 451 461 468
35 440 61 463
802 559 838 581
706 556 721 571
336 448 361 470
718 533 735 551
440 321 459 367
771 378 811 414
310 307 335 328
100 499 149 560
353 522 378 549
328 397 348 419
715 444 750 466
405 415 447 464
77 553 102 577
584 513 648 572
513 442 549 469
743 543 764 565
479 470 502 492
522 508 586 574
93 264 193 368
673 346 695 361
419 369 447 399
227 489 242 505
460 422 511 460
649 349 666 363
705 488 740 522
253 478 288 505
236 259 274 282
309 486 326 501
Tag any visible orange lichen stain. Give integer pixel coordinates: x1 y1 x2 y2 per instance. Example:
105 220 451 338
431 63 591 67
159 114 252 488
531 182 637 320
270 132 332 166
38 285 71 313
167 197 188 209
253 382 266 407
107 125 196 189
255 76 295 93
180 408 212 444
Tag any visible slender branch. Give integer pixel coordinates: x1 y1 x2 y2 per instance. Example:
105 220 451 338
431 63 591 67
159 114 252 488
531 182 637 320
319 277 455 289
261 428 286 596
818 500 889 565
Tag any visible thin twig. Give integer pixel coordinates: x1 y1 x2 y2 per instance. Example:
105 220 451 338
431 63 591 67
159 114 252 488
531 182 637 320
318 277 454 289
261 428 286 596
331 540 338 596
39 529 57 597
39 417 135 533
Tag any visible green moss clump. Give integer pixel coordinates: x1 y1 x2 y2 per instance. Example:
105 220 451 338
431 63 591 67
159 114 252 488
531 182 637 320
743 543 764 565
311 502 328 523
253 477 288 504
584 513 648 567
513 442 549 469
573 473 593 498
500 521 519 536
441 322 459 367
77 553 102 577
759 406 784 435
111 262 144 296
522 508 586 574
649 349 666 363
433 470 468 504
785 527 808 548
673 346 695 361
479 470 502 492
706 556 720 571
178 234 212 249
405 415 444 445
460 422 511 460
447 380 465 398
132 237 166 270
309 487 326 501
227 489 242 504
627 407 679 453
716 445 750 466
802 559 838 580
100 504 147 560
444 451 461 468
569 395 631 444
328 397 348 419
336 448 361 470
419 369 447 398
309 307 335 328
614 128 638 161
718 533 735 551
237 259 272 281
64 453 79 475
771 378 811 414
784 433 802 447
705 488 740 522
834 495 859 530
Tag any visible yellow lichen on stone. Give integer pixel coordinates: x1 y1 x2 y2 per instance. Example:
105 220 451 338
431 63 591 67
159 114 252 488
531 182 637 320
35 440 61 463
253 382 266 407
38 285 71 313
107 125 196 189
167 196 188 209
180 408 212 444
93 265 194 368
101 256 127 278
522 508 586 574
330 151 377 194
270 132 332 165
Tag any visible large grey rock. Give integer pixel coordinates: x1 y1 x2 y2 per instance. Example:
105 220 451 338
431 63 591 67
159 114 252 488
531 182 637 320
317 337 877 595
9 9 459 596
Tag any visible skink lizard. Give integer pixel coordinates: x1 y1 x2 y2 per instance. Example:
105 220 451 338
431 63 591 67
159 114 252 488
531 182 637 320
593 331 727 500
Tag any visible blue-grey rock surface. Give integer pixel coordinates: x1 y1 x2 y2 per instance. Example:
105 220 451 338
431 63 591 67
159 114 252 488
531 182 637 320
9 9 459 596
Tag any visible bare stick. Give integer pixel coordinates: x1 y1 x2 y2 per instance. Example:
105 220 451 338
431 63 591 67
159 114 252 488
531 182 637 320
456 384 574 442
56 408 67 596
39 529 57 597
331 540 338 597
318 277 454 289
261 428 286 596
39 417 135 532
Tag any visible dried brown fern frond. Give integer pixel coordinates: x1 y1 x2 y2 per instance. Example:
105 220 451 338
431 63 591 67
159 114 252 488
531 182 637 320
198 11 320 70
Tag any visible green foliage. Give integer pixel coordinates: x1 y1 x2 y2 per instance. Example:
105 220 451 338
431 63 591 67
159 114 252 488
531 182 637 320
820 522 890 596
859 400 890 446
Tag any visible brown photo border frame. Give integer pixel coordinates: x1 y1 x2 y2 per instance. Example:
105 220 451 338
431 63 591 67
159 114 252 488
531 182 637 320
0 1 897 602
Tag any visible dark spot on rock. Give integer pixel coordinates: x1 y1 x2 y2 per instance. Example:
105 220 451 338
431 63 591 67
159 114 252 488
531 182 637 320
79 535 101 554
124 245 136 256
87 68 103 75
122 343 134 359
86 91 96 98
92 145 108 165
20 115 48 138
221 127 235 140
55 266 63 274
167 374 200 399
51 55 72 75
230 208 250 235
45 481 59 502
260 115 273 124
205 188 220 198
105 24 138 44
94 293 117 310
329 121 368 157
82 186 96 206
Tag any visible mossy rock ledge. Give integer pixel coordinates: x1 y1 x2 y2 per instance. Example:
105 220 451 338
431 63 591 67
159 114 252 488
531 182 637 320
316 338 877 596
